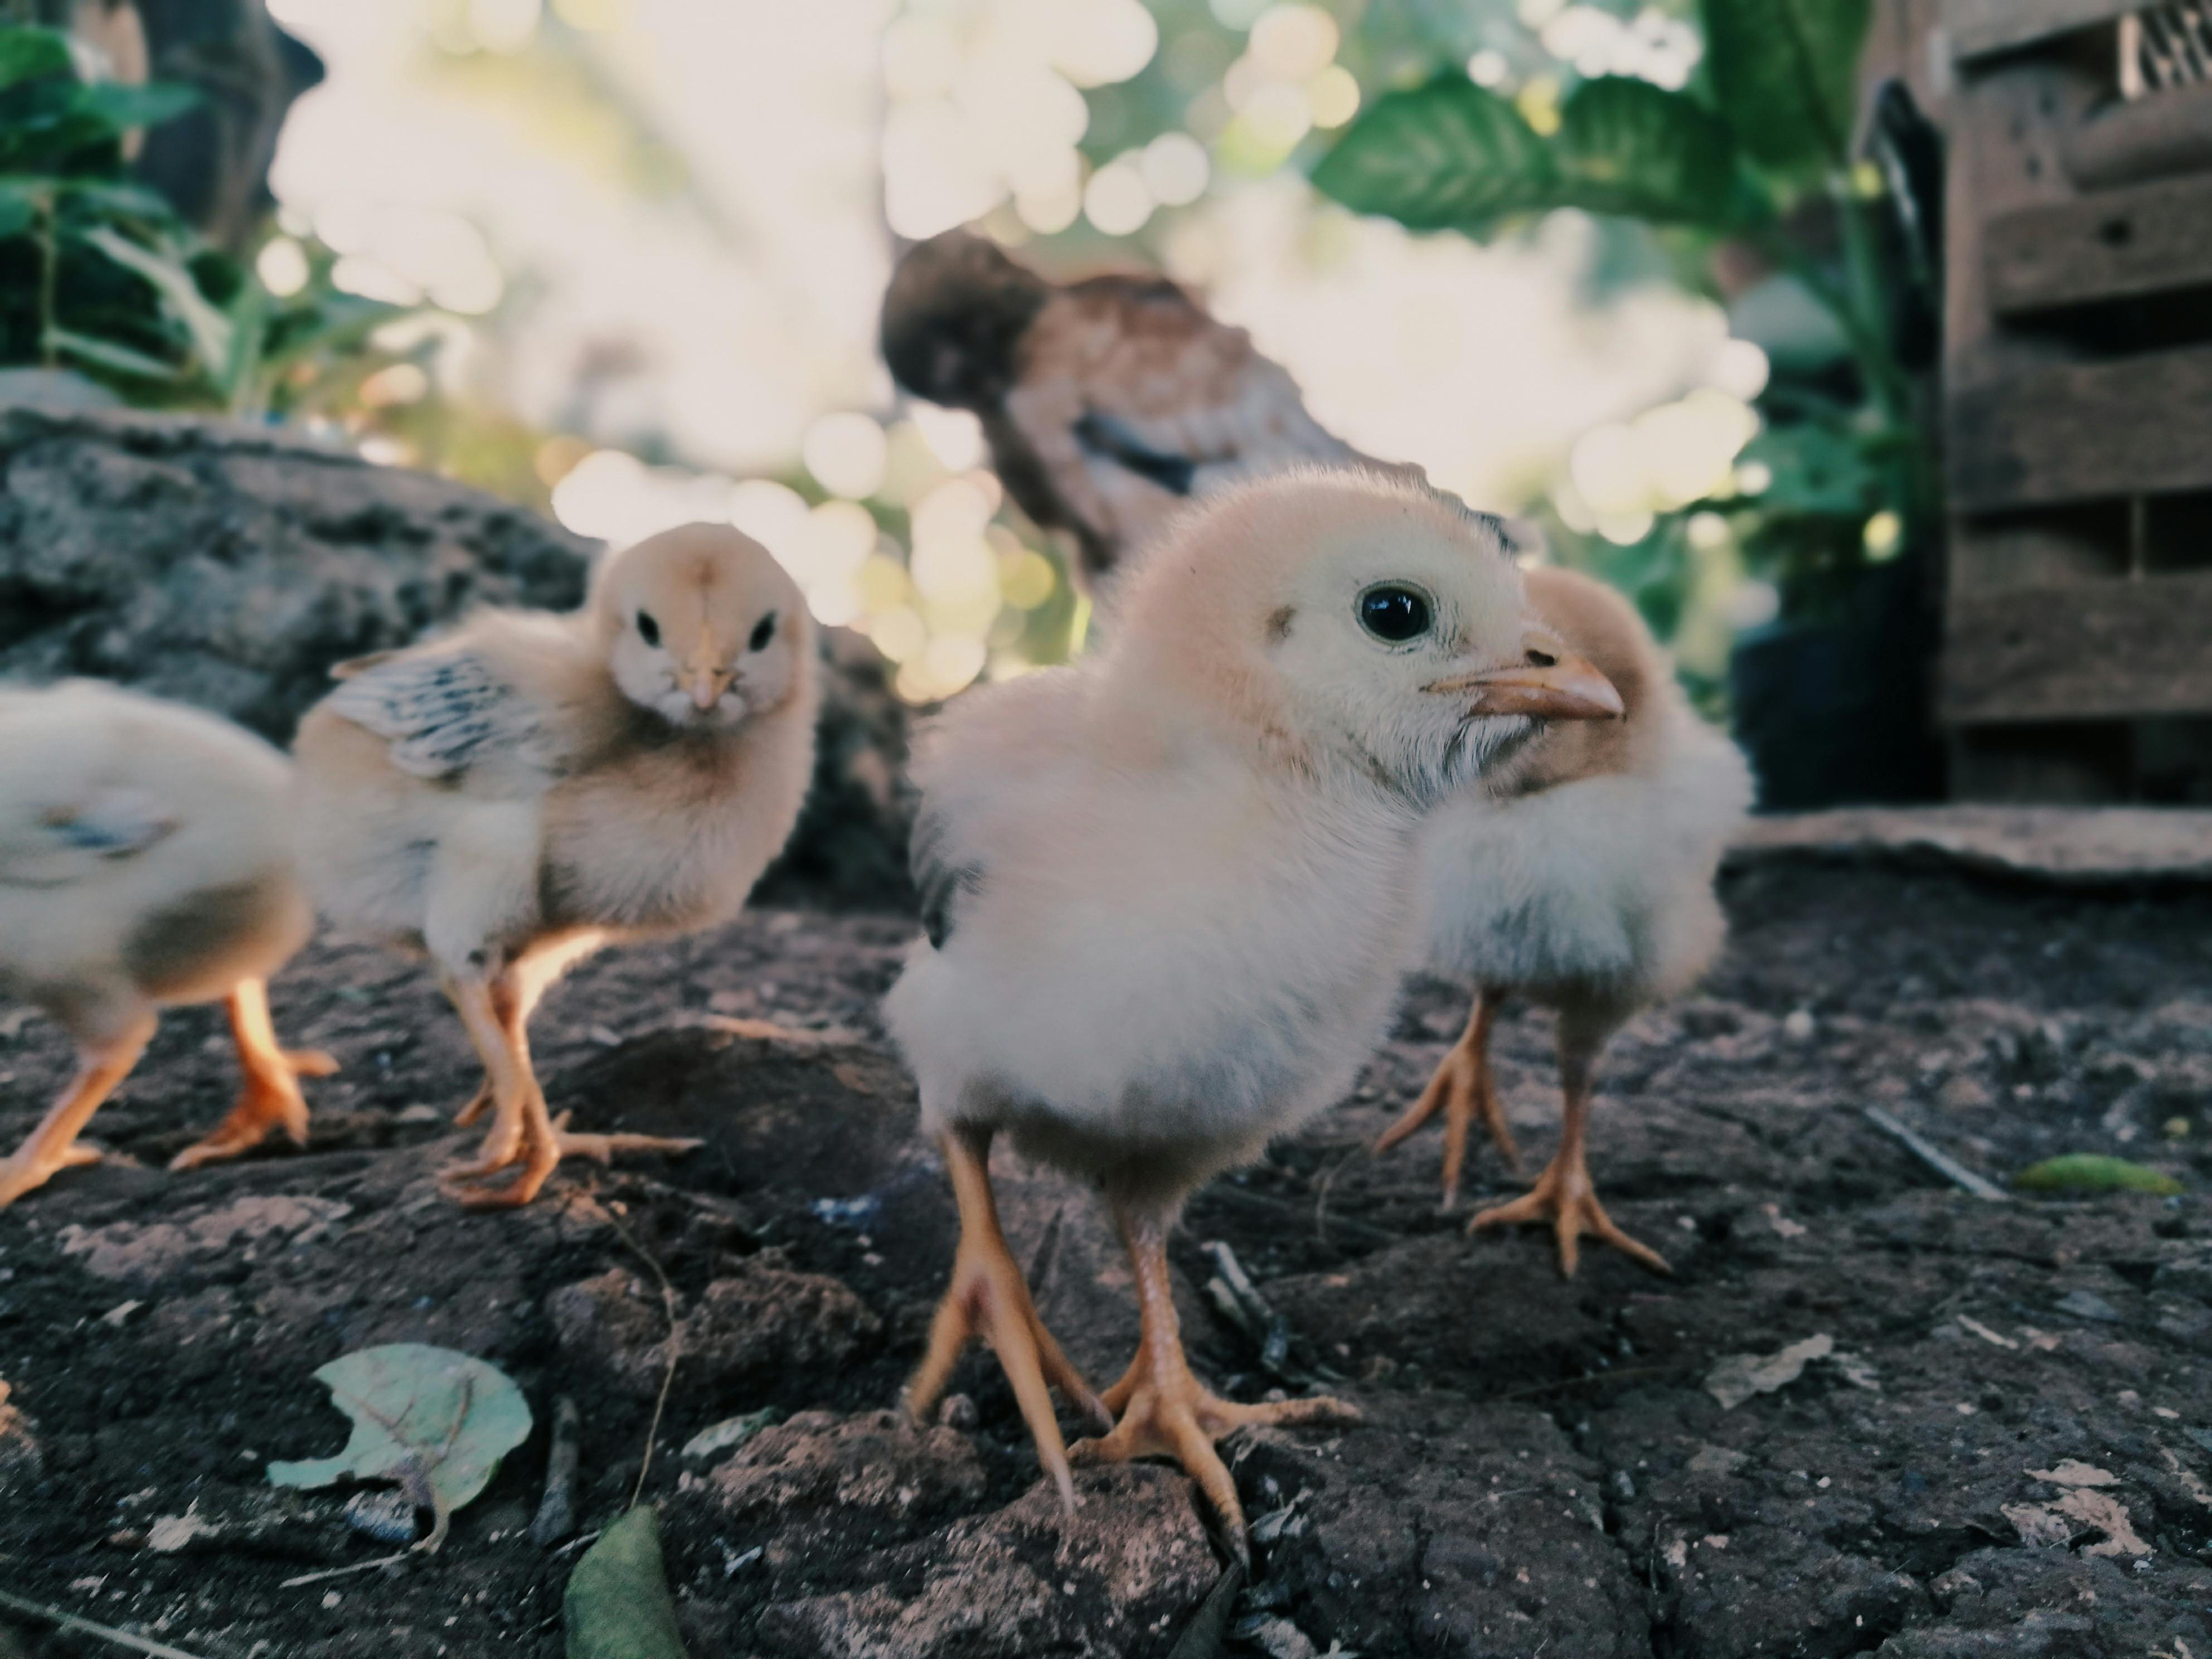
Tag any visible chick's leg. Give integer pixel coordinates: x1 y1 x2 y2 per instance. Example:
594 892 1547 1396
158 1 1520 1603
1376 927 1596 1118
0 1010 156 1207
1375 987 1517 1207
171 979 338 1171
452 933 600 1130
906 1126 1108 1512
444 958 697 1209
1469 1007 1668 1277
1073 1193 1360 1559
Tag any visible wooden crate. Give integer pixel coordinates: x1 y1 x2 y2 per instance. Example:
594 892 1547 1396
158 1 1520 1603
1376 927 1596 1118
1940 0 2212 803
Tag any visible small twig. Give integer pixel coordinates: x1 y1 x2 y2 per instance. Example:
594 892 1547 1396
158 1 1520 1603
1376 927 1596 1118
530 1395 582 1546
278 1553 410 1589
1862 1106 2009 1202
1312 1147 1360 1253
602 1207 682 1508
1485 1364 1689 1403
0 1587 214 1658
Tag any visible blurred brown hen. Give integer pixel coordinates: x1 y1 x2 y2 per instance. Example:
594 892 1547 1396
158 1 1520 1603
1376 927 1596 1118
881 230 1406 589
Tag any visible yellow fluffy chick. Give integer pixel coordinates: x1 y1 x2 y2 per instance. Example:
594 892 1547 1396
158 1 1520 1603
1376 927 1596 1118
1376 566 1753 1274
886 471 1622 1548
0 680 333 1207
293 523 818 1207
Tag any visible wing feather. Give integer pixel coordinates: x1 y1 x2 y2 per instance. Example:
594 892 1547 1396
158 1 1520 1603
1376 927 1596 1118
322 649 551 781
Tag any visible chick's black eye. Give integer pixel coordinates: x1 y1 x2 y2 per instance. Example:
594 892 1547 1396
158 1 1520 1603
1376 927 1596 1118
636 611 661 647
1357 585 1432 643
749 612 777 652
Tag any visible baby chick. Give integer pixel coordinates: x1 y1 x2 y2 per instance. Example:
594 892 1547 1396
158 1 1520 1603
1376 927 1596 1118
0 680 333 1206
1376 566 1753 1274
886 470 1623 1548
294 523 818 1207
882 231 1407 590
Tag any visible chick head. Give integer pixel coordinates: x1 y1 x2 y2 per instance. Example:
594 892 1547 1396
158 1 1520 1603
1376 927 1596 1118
594 523 812 727
1116 470 1621 803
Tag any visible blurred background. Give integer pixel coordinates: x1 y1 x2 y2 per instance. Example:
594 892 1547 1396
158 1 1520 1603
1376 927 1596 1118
31 0 2204 812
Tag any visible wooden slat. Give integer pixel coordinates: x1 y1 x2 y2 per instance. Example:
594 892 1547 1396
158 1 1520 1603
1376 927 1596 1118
1947 0 2137 59
2063 83 2212 188
1949 507 2130 594
1987 174 2212 312
1947 345 2212 510
1940 574 2212 722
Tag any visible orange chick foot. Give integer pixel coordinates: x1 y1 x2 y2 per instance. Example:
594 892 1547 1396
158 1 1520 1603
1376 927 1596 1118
169 1049 334 1171
443 1109 700 1209
1469 1154 1671 1278
0 1142 103 1207
1073 1352 1359 1560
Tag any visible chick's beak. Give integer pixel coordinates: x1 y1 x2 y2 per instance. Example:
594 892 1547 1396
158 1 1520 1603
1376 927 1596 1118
1425 631 1624 722
683 624 733 711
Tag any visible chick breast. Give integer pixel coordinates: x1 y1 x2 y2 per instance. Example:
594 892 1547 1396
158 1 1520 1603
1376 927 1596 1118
0 682 310 1021
1420 697 1752 1005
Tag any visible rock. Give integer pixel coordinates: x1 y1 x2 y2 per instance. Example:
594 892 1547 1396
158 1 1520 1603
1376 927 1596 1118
55 1194 353 1283
678 1255 881 1393
1229 1396 1647 1659
0 1380 40 1493
0 408 911 904
545 1269 670 1397
704 1408 988 1562
547 1255 880 1401
0 408 591 740
753 1465 1216 1659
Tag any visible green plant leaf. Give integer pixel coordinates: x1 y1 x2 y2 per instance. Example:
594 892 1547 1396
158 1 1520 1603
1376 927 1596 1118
45 326 183 381
0 27 71 91
1701 0 1872 175
2013 1156 2184 1197
74 224 232 372
72 80 201 132
1737 423 1875 516
0 181 35 239
1553 76 1743 224
268 1343 533 1552
565 1507 690 1659
1311 75 1558 230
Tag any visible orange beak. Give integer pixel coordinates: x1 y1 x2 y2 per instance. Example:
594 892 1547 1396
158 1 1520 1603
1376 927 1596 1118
686 625 731 710
1425 630 1623 722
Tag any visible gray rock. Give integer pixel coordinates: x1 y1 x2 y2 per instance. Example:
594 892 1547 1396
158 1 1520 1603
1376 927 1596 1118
0 407 913 904
754 1464 1217 1659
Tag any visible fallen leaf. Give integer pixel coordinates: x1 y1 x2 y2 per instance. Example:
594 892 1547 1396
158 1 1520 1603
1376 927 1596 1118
565 1506 690 1659
2063 1489 2151 1557
267 1343 531 1552
1705 1333 1833 1410
2014 1155 2182 1196
680 1407 780 1463
2027 1459 2118 1488
2001 1501 2073 1548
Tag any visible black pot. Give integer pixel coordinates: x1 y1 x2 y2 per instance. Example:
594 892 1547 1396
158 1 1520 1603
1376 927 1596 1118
1728 557 1945 809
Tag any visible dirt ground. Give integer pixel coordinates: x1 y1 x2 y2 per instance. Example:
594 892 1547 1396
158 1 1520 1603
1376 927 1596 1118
3 856 2211 1658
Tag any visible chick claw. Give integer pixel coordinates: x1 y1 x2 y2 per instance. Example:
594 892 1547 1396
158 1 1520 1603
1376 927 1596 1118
1071 1362 1360 1562
443 1109 700 1210
1468 1154 1670 1279
0 1143 104 1207
168 1048 337 1172
1374 1042 1520 1210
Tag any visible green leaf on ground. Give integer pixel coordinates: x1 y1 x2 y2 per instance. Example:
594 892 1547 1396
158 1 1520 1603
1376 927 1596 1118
268 1343 532 1550
565 1507 690 1659
2013 1156 2184 1196
1701 0 1871 176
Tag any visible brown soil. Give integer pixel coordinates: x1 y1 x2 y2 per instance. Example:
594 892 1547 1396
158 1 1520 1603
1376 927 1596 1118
3 858 2211 1658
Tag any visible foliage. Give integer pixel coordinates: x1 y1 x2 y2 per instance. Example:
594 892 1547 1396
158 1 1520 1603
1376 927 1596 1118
564 1506 691 1659
2014 1156 2185 1197
267 1343 533 1552
1312 0 1934 633
0 23 405 416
